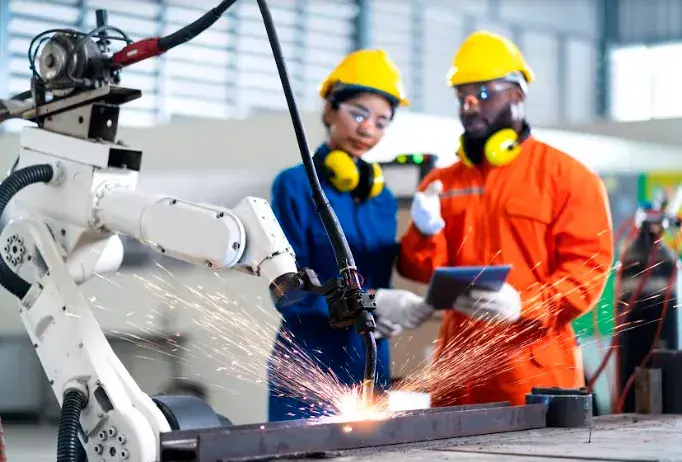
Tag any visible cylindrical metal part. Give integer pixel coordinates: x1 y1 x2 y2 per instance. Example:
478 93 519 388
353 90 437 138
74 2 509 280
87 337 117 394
525 387 593 428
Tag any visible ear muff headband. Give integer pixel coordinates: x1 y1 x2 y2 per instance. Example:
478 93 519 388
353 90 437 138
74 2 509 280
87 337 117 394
323 150 384 200
457 127 522 167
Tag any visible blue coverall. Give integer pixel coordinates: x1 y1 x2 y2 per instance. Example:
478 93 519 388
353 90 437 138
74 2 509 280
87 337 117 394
267 143 398 422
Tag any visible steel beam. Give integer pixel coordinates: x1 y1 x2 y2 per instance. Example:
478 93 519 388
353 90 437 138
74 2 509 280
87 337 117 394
160 402 547 462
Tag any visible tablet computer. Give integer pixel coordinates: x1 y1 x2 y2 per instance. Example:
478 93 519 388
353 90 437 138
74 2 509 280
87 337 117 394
425 264 512 309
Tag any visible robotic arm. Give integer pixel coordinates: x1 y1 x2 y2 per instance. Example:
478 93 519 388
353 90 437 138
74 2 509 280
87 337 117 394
0 3 378 462
0 124 305 462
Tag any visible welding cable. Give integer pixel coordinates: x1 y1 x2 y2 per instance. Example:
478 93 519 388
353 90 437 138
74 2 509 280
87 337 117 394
255 0 359 287
586 228 658 393
256 0 378 403
0 164 54 299
586 218 641 390
587 218 637 392
614 234 679 413
112 0 239 68
361 331 377 403
156 0 238 51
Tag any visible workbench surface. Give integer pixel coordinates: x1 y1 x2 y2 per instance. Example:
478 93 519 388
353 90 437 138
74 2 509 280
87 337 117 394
293 414 682 461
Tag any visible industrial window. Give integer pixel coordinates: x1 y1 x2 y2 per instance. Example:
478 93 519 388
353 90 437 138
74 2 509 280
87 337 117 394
608 42 682 121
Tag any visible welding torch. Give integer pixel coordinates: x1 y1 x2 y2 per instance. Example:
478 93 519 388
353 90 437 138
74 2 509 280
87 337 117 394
255 0 379 406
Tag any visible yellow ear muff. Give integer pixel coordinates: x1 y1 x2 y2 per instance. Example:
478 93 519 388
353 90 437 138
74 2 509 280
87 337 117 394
484 128 521 167
367 162 384 199
324 150 359 192
457 129 521 168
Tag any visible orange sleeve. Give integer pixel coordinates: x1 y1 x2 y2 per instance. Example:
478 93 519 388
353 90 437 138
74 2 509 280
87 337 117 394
398 226 449 283
522 169 614 329
397 171 450 284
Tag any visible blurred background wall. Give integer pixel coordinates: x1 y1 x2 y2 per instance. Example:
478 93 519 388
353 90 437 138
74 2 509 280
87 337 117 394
1 0 682 459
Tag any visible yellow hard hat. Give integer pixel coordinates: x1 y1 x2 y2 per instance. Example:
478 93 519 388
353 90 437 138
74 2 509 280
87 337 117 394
318 49 410 107
447 31 535 88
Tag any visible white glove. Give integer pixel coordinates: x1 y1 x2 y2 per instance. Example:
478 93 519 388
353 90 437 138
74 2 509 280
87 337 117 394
373 289 434 332
374 317 403 340
454 283 522 323
411 180 445 236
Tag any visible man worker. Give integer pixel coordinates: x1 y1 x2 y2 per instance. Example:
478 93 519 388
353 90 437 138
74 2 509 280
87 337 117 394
390 30 614 407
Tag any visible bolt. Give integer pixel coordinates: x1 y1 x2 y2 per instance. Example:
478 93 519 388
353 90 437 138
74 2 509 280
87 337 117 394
98 431 107 441
79 342 83 348
117 434 126 444
93 444 103 454
232 242 240 250
120 449 129 459
107 426 117 437
217 212 224 218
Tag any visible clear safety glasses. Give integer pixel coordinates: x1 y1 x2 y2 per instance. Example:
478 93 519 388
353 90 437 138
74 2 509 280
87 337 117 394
455 82 516 106
338 102 391 131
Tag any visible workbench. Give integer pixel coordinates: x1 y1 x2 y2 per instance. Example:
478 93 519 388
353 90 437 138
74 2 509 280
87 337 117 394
292 414 682 462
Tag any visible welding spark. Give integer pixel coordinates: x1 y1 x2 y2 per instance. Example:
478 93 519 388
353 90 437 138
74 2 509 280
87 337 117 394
95 266 385 421
86 239 678 421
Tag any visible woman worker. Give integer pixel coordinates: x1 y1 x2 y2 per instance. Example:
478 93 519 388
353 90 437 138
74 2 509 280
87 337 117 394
267 49 433 422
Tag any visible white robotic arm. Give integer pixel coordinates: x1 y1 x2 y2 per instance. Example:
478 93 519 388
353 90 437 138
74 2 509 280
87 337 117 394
0 121 300 461
0 3 378 461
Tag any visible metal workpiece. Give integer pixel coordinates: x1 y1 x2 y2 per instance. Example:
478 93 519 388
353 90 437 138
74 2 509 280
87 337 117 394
525 387 593 428
159 402 547 462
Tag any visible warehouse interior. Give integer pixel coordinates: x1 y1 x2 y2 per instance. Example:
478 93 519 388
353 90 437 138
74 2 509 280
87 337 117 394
1 0 682 460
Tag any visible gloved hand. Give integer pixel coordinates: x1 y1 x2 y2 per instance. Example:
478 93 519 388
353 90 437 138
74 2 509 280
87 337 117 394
411 180 445 236
454 283 522 323
373 289 434 332
374 317 403 340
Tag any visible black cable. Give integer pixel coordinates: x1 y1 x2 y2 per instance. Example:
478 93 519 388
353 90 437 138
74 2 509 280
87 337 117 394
57 388 87 462
0 164 54 299
362 331 377 385
158 0 240 51
256 0 359 284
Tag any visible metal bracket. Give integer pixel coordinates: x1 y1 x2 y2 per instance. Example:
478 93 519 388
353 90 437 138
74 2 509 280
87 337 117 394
159 402 547 462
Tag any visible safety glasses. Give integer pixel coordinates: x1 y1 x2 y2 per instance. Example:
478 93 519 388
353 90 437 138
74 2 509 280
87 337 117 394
455 82 516 105
338 102 391 131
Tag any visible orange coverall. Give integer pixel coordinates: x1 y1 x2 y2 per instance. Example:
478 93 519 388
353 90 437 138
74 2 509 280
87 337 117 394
398 136 614 406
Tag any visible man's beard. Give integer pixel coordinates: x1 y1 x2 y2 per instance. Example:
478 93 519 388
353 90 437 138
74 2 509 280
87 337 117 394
461 105 516 165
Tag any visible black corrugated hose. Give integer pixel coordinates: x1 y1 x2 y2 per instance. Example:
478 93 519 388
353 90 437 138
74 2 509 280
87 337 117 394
57 388 87 462
0 163 54 299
